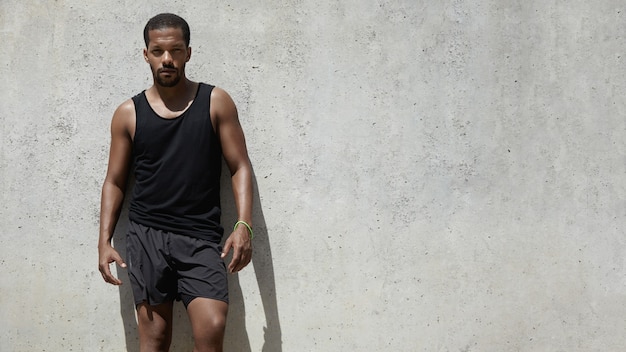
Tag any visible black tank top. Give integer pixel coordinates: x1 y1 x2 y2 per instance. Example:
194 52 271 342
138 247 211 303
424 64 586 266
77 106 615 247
129 83 224 242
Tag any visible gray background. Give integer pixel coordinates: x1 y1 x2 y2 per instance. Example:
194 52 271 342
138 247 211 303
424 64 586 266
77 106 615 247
1 1 625 351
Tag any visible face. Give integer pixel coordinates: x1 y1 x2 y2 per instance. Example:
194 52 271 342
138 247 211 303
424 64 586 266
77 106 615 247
143 27 191 87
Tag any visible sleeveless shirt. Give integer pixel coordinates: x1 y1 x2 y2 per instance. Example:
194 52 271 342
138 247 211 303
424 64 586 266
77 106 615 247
128 83 224 242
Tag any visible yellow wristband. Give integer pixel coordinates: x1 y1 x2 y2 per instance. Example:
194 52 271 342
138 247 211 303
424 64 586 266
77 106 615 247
234 220 254 240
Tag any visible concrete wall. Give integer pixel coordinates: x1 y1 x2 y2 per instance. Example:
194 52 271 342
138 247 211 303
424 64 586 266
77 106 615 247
1 1 624 351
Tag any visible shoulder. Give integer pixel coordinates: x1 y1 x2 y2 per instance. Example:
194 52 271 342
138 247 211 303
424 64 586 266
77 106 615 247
111 99 136 136
115 98 136 115
209 86 238 122
210 86 235 107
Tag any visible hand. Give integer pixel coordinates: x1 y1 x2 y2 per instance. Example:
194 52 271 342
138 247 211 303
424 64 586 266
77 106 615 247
221 226 253 273
98 244 127 285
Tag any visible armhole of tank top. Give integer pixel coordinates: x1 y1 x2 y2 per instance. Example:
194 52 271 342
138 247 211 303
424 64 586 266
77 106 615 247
205 84 218 138
130 93 143 142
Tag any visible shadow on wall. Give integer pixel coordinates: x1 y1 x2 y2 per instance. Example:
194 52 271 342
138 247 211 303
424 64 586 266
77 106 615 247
110 166 282 351
222 167 283 352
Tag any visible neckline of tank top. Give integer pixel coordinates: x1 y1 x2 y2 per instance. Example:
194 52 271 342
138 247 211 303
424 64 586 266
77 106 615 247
143 83 203 121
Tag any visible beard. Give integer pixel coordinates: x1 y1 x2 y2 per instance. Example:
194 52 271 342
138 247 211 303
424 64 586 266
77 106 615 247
153 65 183 87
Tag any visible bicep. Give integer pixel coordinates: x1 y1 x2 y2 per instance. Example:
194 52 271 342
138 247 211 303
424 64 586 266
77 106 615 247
105 102 134 187
212 88 250 173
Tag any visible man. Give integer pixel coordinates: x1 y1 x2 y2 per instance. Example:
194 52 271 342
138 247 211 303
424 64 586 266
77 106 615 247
98 13 253 352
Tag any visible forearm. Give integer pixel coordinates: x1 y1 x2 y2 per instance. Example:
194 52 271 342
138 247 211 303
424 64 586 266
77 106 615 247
223 162 254 273
99 181 126 247
231 163 253 225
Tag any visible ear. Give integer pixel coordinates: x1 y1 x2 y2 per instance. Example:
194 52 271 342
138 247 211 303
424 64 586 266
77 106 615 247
143 48 149 63
186 47 192 62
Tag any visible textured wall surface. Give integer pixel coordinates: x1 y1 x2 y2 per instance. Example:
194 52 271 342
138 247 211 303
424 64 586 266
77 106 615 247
1 1 625 351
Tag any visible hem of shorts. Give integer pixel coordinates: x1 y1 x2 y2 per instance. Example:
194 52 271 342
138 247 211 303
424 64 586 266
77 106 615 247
134 298 175 308
134 296 229 308
185 295 229 306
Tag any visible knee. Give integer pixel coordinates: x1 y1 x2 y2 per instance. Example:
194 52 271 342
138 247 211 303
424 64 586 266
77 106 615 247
191 311 227 351
188 298 228 348
209 314 227 331
139 321 172 342
136 303 173 351
195 313 227 337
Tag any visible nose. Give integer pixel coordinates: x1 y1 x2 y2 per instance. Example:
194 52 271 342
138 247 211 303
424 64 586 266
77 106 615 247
162 51 173 64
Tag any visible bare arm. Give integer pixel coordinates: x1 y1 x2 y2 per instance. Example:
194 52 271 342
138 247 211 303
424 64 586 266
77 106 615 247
98 100 135 285
211 87 253 273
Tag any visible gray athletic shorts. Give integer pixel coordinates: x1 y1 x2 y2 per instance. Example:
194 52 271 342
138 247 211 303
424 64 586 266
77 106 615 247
126 221 228 307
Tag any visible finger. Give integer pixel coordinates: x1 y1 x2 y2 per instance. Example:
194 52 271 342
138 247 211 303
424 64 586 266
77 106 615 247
239 249 252 270
111 257 126 284
107 269 123 285
233 248 252 273
221 238 232 259
228 246 242 273
115 257 127 268
99 264 111 282
99 264 121 285
101 254 125 284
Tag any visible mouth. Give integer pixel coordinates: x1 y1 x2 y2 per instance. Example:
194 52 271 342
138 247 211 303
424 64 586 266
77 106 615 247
158 68 177 75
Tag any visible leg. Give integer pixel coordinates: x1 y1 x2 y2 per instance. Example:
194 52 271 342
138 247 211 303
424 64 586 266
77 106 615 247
187 297 228 352
136 301 174 352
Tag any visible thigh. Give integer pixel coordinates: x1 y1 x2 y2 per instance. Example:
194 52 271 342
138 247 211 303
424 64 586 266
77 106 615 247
169 234 229 304
187 298 228 351
136 301 174 352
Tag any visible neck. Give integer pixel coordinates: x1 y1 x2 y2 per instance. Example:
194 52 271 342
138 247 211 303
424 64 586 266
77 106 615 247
151 77 193 102
146 77 199 115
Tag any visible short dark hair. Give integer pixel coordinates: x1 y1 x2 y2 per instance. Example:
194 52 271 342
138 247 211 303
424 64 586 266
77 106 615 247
143 13 190 47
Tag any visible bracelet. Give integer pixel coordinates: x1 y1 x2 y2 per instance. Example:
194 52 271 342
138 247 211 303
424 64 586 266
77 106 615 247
233 220 254 240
